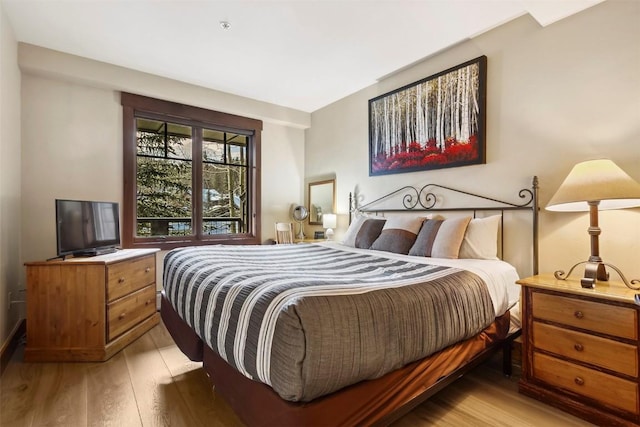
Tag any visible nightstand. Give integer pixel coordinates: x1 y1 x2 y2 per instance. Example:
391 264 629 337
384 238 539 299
295 239 326 243
518 274 640 426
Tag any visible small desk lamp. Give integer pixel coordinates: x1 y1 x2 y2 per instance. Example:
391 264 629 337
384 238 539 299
546 159 640 289
323 213 337 240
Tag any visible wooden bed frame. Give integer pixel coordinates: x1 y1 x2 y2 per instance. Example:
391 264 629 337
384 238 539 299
160 177 539 426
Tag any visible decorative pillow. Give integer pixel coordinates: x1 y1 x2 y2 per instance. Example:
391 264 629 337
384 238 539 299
370 216 425 254
408 217 471 258
342 215 367 248
342 216 386 249
342 215 367 247
459 215 501 260
354 218 387 249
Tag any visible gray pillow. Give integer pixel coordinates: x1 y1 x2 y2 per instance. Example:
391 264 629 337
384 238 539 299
354 218 387 249
370 216 425 254
409 217 471 258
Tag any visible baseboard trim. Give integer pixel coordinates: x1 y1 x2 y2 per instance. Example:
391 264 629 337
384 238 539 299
0 319 26 376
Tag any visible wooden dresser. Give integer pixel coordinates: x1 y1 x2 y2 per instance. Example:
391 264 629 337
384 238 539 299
518 274 640 426
25 248 160 362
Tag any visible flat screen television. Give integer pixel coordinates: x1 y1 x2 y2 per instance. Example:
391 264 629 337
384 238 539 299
55 199 121 258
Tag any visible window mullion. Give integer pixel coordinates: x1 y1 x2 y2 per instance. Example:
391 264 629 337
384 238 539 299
193 127 203 240
223 132 228 164
163 122 169 159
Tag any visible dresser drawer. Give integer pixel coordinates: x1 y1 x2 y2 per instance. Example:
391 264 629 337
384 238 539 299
534 352 639 414
532 292 637 340
107 284 156 341
534 322 638 377
107 254 156 302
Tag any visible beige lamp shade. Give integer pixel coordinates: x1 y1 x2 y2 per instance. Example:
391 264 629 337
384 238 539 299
322 213 337 229
546 159 640 212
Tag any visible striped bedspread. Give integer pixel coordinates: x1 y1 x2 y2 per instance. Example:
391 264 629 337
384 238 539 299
163 243 496 402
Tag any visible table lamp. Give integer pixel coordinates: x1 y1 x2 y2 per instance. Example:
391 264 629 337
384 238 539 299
323 213 337 240
546 159 640 289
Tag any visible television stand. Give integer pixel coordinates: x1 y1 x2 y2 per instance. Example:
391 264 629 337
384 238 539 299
73 247 118 257
25 248 160 362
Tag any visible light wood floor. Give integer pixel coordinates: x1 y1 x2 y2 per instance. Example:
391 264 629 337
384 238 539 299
1 321 593 427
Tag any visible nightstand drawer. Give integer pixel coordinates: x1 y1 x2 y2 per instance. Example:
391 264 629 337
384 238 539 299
534 322 638 377
107 254 156 302
532 292 637 340
534 352 639 414
107 284 156 341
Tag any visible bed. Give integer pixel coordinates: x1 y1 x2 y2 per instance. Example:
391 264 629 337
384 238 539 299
160 178 539 426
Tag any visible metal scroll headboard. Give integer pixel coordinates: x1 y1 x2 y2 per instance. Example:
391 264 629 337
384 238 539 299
348 176 540 275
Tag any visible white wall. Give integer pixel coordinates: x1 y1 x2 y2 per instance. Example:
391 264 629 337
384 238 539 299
262 122 306 239
305 0 640 279
21 77 122 263
0 3 22 348
19 46 308 268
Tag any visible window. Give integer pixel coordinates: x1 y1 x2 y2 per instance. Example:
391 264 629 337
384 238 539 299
122 93 262 249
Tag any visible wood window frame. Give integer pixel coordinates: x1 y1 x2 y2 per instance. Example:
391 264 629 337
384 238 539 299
121 92 262 250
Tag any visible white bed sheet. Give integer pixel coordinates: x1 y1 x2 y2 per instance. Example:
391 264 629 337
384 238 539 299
318 241 521 317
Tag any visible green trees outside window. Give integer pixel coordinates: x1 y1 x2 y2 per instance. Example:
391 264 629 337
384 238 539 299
122 93 262 249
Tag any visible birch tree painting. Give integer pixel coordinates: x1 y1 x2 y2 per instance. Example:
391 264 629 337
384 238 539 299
369 56 486 176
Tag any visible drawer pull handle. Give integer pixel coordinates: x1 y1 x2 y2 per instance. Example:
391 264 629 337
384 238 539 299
145 267 151 273
574 343 584 352
118 277 125 283
574 310 584 319
118 313 126 320
574 377 584 386
145 299 152 306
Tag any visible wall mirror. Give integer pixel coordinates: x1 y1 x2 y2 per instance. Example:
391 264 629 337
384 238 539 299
308 179 336 225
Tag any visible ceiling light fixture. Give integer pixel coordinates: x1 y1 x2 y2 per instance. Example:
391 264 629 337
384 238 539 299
219 21 231 30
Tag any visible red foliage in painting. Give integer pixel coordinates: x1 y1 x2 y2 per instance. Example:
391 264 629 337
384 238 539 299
408 141 421 152
371 136 479 173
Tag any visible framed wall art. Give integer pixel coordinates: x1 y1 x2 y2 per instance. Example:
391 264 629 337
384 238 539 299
369 56 487 176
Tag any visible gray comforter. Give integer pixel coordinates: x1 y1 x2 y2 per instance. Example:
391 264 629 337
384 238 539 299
163 243 495 402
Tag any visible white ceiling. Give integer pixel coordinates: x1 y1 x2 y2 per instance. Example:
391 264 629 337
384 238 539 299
3 0 603 113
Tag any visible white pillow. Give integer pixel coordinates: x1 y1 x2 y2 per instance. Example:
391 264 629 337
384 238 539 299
342 215 367 247
408 216 471 259
458 215 501 260
342 215 387 248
